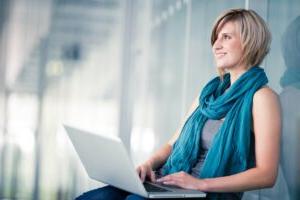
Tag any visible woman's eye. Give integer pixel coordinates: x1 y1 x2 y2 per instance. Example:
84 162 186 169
223 35 231 40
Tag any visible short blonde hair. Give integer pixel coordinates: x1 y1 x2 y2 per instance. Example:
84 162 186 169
211 9 271 74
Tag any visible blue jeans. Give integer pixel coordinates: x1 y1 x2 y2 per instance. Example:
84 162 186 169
75 185 205 200
75 185 151 200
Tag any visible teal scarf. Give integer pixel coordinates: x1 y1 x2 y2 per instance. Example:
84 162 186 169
161 66 268 198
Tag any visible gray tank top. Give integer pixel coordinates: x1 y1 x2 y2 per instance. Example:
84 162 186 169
160 119 240 199
190 119 224 177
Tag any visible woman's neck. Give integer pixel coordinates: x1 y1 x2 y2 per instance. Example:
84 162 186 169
227 65 248 85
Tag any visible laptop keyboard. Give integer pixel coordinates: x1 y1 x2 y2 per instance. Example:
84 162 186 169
143 182 170 192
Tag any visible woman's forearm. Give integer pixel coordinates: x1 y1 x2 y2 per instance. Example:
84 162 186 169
146 144 172 170
146 97 199 170
201 167 277 192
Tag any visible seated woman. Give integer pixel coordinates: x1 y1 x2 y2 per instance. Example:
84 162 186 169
76 8 281 200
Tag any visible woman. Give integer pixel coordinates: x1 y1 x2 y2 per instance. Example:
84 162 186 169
76 8 281 200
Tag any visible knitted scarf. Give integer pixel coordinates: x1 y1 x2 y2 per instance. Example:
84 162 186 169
161 66 268 198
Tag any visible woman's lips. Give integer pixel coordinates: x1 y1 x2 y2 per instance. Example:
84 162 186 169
215 52 227 58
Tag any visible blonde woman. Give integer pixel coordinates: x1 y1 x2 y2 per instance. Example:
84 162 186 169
77 8 281 200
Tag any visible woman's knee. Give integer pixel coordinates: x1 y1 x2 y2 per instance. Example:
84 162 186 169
75 185 129 200
125 194 147 200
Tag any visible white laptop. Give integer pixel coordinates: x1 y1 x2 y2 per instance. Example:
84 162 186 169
64 125 206 199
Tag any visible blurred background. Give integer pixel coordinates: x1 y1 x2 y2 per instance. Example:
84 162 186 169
0 0 299 199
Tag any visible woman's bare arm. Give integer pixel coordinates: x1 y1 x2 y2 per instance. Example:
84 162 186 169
137 96 199 181
167 97 200 146
200 87 281 192
157 87 282 192
147 96 199 169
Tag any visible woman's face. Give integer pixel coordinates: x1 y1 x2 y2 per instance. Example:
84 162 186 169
212 21 244 70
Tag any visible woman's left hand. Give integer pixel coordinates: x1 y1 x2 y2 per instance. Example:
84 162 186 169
156 171 206 191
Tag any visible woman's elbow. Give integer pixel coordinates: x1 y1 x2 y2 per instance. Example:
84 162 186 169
262 171 278 188
265 177 277 188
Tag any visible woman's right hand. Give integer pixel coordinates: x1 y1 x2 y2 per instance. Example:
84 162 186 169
136 161 156 182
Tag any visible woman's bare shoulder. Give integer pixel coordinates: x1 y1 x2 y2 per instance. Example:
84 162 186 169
253 86 279 104
252 86 281 119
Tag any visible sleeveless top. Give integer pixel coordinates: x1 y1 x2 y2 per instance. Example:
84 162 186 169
191 119 240 200
191 119 223 177
157 119 241 199
157 119 223 178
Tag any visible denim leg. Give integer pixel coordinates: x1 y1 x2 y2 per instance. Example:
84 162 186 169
75 185 130 200
124 194 147 200
124 195 202 200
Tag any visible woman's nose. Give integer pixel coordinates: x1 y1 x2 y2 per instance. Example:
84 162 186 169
213 39 222 50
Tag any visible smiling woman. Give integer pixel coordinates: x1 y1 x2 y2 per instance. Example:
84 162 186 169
76 8 281 200
211 9 271 81
212 21 244 72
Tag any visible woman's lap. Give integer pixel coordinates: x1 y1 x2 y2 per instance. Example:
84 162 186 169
75 185 205 200
75 185 130 200
125 194 147 200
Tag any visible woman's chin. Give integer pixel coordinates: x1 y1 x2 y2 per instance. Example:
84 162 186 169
216 65 228 70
